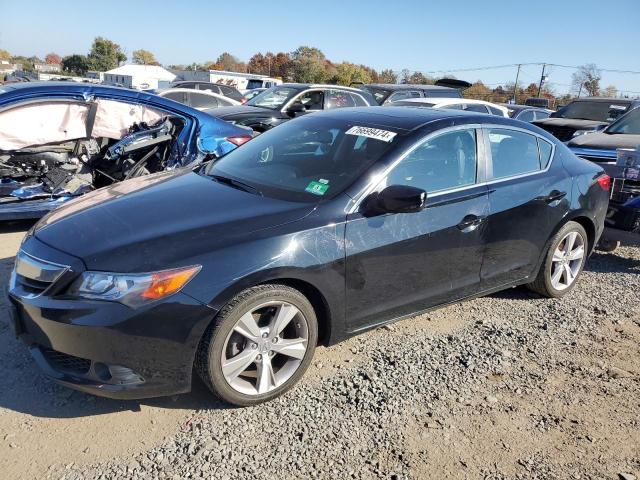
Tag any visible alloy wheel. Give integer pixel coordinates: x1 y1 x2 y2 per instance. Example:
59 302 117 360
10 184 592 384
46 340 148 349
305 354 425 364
220 301 309 396
550 231 585 291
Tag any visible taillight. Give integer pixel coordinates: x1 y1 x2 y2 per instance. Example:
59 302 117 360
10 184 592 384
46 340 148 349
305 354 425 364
595 173 611 191
226 135 252 146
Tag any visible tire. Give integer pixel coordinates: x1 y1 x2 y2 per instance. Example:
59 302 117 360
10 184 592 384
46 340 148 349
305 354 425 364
596 238 620 253
195 284 318 406
527 221 588 298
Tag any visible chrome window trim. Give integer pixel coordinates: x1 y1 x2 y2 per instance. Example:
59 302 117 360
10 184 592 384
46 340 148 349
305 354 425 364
346 123 556 214
11 250 70 298
280 88 372 113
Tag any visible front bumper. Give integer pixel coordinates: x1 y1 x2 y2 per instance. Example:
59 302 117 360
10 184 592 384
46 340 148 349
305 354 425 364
7 237 215 400
0 196 73 221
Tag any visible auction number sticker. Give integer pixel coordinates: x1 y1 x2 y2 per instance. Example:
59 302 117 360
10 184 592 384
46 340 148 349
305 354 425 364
346 126 397 143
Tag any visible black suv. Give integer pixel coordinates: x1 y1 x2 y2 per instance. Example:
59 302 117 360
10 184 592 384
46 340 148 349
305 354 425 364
205 84 376 132
169 81 245 103
533 97 640 142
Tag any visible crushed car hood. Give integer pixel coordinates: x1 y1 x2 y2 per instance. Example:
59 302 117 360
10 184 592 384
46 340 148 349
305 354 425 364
568 132 640 150
33 169 315 272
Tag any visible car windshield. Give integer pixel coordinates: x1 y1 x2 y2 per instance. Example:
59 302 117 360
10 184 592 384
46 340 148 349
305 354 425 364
246 86 300 110
606 108 640 135
206 115 400 202
554 101 629 122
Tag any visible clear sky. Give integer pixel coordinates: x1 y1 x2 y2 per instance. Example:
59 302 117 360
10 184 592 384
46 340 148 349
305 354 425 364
1 0 638 95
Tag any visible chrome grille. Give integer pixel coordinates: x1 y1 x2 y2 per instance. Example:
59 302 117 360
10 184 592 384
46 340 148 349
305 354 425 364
11 250 69 297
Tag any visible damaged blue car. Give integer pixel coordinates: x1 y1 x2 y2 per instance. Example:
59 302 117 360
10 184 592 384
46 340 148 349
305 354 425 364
0 82 252 220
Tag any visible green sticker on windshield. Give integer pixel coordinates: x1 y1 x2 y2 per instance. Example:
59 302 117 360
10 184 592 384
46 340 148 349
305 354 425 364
305 181 329 196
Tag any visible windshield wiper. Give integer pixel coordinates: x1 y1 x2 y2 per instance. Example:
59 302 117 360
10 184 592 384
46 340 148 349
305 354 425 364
211 174 263 196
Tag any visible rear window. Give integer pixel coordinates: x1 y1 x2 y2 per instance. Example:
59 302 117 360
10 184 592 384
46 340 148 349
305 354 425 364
487 128 543 179
555 101 629 122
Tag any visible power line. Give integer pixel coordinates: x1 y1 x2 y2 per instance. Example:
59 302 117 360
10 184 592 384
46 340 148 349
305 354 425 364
415 62 640 75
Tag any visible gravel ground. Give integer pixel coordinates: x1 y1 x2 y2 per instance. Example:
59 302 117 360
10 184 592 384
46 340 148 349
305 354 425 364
0 222 638 480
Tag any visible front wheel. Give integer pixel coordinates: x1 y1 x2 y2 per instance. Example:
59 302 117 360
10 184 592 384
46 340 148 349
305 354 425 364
195 284 317 406
527 221 588 298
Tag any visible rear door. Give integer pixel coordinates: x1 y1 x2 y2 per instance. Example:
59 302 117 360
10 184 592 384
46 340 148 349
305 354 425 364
480 127 568 289
345 126 489 331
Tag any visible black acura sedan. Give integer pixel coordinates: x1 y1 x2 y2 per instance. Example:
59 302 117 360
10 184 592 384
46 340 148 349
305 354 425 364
7 107 610 406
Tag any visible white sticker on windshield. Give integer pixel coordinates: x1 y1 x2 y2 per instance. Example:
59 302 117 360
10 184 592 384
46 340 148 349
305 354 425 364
610 105 627 110
346 126 397 143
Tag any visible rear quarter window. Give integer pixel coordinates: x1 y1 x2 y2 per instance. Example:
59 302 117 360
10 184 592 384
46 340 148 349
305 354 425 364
487 128 542 179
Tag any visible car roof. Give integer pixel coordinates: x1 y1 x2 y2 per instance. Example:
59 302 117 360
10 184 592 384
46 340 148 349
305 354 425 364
570 97 634 103
398 97 505 108
365 83 458 92
160 87 226 98
313 106 502 132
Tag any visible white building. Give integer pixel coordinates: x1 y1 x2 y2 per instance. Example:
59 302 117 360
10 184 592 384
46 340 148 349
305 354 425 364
174 69 281 90
102 65 176 90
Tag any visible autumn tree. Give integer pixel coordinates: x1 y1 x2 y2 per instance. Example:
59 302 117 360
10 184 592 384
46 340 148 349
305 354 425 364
463 81 493 100
132 49 159 65
378 69 397 84
213 52 246 72
572 64 601 97
0 49 10 61
45 53 61 64
331 62 373 86
87 37 126 71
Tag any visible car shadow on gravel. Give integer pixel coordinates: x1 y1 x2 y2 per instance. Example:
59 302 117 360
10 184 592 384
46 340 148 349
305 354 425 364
585 251 640 274
0 252 233 419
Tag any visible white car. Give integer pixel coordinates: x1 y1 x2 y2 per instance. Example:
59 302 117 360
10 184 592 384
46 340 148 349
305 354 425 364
390 97 509 117
157 88 241 111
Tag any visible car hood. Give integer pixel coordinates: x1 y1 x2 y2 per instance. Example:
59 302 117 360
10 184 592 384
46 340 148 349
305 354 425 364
207 105 279 120
533 117 607 129
33 170 315 271
568 132 640 150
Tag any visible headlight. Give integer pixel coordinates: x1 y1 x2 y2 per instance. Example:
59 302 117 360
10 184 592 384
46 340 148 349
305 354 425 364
67 265 201 307
572 129 595 138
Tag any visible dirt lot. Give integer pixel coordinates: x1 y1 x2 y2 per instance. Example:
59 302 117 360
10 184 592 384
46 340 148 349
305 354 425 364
0 221 638 480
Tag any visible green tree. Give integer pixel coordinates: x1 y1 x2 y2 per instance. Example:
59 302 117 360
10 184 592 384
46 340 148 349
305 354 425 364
572 64 601 97
289 46 328 83
132 49 159 65
87 37 126 71
332 62 373 86
0 49 11 61
61 54 90 75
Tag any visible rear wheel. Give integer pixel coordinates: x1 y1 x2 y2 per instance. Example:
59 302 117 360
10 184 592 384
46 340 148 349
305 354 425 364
195 284 317 406
527 221 588 298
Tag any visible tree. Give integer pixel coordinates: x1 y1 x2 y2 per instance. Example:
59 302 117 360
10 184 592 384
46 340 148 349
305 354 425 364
132 49 159 65
572 63 601 97
332 62 373 86
289 46 328 83
601 85 618 98
45 53 61 64
378 69 397 84
213 52 245 72
87 37 126 71
0 49 11 61
61 54 90 75
463 81 493 100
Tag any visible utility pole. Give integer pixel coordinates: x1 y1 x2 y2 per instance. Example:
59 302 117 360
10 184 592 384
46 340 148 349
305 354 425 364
512 64 521 104
577 82 584 98
536 63 546 97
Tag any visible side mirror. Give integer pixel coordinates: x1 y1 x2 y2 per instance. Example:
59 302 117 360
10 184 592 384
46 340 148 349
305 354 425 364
362 185 427 216
286 102 306 117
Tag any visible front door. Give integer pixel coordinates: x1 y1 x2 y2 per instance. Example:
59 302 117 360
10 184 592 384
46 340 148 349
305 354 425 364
344 127 489 332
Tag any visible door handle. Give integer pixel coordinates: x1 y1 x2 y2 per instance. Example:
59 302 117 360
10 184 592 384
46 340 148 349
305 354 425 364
457 214 485 232
540 190 567 204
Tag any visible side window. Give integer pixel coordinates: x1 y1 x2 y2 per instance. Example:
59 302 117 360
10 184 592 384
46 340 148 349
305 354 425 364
538 138 553 168
163 91 186 103
464 103 490 114
487 128 541 179
296 90 324 111
179 82 195 89
516 110 535 122
386 129 478 193
324 90 357 109
443 103 463 110
488 106 504 116
350 92 369 107
189 92 218 109
387 91 421 103
534 110 550 120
